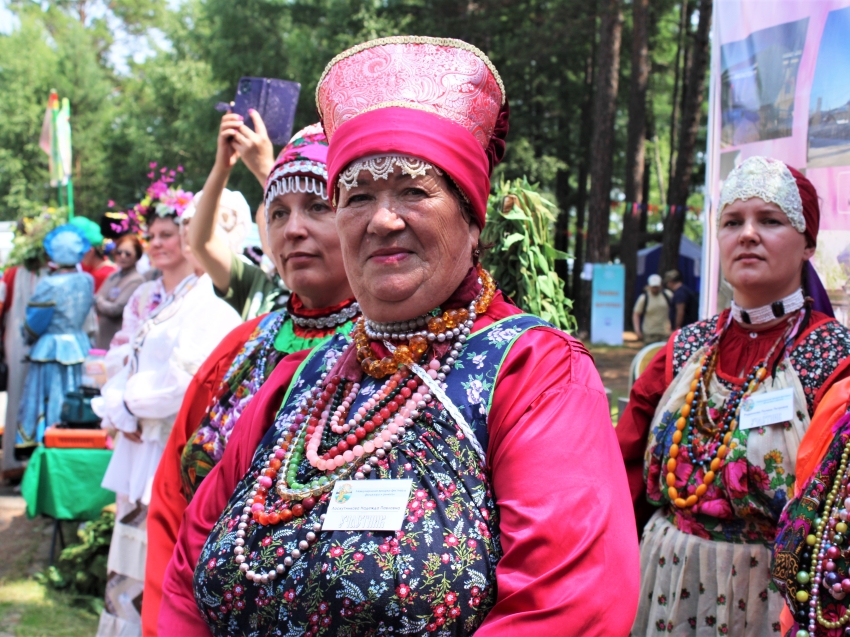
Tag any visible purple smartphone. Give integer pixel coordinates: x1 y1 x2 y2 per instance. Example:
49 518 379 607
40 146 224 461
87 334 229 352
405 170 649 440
226 77 301 145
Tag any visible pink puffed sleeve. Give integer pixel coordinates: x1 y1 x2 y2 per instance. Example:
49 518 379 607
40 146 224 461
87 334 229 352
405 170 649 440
476 327 640 636
158 350 310 635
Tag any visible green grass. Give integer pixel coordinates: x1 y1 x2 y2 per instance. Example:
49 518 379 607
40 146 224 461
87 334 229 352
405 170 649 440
0 579 99 636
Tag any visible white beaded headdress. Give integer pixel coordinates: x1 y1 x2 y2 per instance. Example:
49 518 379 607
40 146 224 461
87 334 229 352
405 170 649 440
338 155 443 192
264 123 329 224
718 156 805 234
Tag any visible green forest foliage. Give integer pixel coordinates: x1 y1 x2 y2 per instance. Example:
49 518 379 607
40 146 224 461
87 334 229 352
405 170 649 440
0 0 700 245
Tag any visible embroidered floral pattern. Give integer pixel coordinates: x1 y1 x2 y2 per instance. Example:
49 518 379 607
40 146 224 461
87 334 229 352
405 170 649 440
193 315 549 635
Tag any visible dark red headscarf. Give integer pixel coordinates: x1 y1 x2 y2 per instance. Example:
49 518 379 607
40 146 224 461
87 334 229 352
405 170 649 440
786 165 819 247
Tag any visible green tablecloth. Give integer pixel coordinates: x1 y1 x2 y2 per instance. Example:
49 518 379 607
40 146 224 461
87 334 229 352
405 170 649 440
21 446 115 520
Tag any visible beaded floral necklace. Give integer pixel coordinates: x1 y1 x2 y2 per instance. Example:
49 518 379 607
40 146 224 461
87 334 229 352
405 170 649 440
664 310 804 511
231 265 496 584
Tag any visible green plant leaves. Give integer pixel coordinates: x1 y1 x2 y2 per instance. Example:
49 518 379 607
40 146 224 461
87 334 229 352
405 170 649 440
481 177 577 334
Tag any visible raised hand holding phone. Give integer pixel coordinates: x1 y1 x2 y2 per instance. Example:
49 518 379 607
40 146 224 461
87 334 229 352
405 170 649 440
230 110 275 186
216 113 245 172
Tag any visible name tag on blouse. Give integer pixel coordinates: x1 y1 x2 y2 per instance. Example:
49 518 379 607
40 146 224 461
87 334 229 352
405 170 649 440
738 387 795 430
322 479 412 532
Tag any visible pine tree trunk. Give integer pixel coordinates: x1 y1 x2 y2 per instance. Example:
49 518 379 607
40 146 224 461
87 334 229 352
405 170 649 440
579 0 623 333
621 0 650 330
571 47 597 331
659 0 712 275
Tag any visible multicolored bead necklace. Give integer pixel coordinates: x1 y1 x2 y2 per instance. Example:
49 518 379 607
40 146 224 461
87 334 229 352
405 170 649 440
664 313 800 510
232 268 495 584
355 266 496 378
794 443 850 636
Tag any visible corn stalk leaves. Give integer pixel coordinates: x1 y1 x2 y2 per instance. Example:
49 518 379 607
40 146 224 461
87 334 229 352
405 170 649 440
481 178 577 333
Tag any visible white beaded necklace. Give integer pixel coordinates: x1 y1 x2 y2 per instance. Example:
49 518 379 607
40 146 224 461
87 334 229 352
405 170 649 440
731 288 805 325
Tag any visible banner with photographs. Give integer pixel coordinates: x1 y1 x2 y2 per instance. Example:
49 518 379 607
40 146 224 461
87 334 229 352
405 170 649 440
703 0 850 325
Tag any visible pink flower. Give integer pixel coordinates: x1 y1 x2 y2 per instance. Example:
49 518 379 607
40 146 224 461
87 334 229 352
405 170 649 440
415 489 427 500
261 536 272 546
749 465 771 491
177 165 184 172
149 162 157 168
441 553 451 563
107 199 115 208
396 583 410 598
467 539 477 548
353 552 364 561
646 460 663 502
723 460 749 500
207 558 217 569
697 497 734 519
445 591 457 605
674 512 712 539
444 534 459 547
330 546 344 557
379 543 390 553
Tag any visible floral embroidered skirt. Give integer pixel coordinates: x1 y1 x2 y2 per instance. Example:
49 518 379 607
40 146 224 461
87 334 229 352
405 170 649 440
632 512 782 636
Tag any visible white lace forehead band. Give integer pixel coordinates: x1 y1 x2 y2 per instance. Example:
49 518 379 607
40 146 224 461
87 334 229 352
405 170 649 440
264 161 328 225
338 154 443 192
718 156 805 233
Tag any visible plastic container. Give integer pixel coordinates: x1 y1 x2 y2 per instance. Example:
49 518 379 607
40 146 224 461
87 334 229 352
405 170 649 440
44 426 108 449
81 349 108 389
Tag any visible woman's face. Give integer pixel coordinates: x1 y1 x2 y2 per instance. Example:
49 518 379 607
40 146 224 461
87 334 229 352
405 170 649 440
113 238 139 271
267 190 352 309
718 198 814 305
147 216 187 272
335 166 480 323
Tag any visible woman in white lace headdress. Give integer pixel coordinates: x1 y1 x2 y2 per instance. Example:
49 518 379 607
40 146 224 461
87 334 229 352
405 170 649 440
619 156 850 636
93 178 241 637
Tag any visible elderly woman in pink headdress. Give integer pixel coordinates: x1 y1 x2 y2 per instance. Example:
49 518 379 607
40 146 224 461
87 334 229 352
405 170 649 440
159 36 639 636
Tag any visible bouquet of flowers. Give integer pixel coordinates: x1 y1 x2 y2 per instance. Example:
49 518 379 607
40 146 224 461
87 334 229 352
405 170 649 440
7 207 69 270
106 163 193 236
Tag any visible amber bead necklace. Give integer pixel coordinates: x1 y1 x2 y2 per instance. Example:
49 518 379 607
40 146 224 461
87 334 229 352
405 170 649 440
664 312 800 510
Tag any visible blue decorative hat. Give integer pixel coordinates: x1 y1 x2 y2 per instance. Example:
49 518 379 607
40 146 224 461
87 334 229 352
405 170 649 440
44 224 91 266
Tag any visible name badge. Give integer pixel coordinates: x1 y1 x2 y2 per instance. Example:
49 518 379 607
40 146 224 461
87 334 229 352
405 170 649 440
322 479 412 532
107 287 121 300
739 387 795 430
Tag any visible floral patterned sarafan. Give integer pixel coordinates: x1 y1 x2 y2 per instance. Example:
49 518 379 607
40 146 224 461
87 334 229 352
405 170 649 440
193 315 549 636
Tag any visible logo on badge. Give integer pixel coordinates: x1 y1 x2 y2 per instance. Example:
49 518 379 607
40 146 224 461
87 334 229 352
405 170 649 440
742 397 754 413
335 483 353 503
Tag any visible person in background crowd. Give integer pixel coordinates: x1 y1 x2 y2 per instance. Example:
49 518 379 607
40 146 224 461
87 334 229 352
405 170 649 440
618 156 850 636
632 273 672 343
142 122 358 637
0 230 47 477
93 178 241 637
664 268 699 330
71 216 117 292
94 234 145 350
188 111 285 320
15 224 93 457
160 35 639 636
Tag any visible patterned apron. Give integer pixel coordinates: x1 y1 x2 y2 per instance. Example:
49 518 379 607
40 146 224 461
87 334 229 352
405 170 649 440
193 314 549 636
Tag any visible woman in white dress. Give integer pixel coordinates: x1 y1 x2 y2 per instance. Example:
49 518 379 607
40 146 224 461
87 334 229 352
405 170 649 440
94 190 241 637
